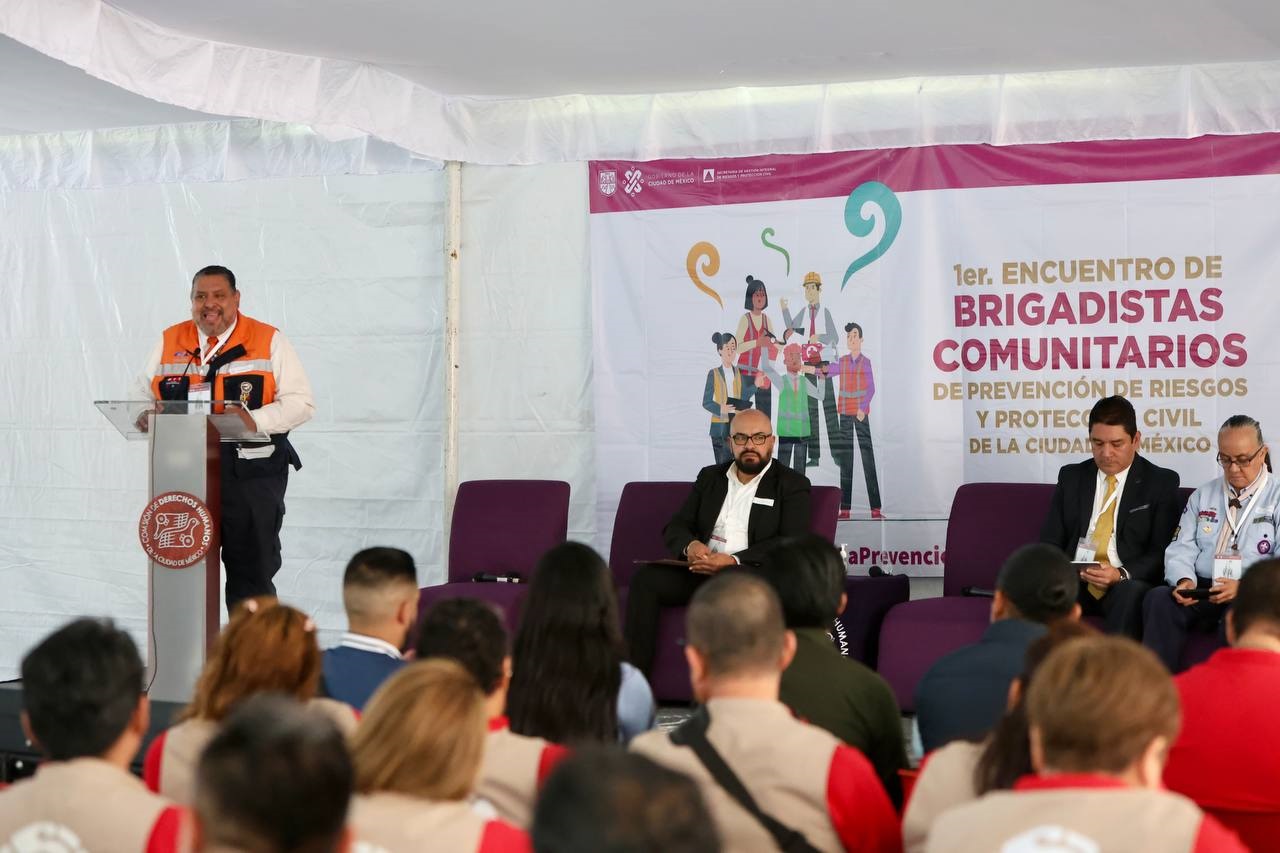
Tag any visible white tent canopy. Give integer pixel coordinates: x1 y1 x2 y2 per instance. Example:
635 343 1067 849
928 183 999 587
3 1 1280 163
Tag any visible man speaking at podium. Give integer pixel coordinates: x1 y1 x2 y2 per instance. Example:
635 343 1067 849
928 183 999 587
133 265 315 609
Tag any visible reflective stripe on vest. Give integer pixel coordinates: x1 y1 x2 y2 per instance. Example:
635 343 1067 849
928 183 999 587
151 314 279 406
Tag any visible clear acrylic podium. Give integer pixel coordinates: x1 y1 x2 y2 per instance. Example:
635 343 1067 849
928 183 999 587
96 400 268 702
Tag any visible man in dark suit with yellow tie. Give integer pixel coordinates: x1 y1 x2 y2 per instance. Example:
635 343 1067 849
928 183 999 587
624 408 812 676
1040 396 1182 639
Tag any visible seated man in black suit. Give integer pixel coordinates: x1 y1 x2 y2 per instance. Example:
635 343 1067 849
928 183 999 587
1040 395 1181 639
624 408 812 676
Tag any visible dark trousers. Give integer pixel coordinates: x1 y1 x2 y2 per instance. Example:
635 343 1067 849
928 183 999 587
625 563 716 676
778 436 807 477
1142 578 1229 671
804 374 839 464
710 431 733 464
752 380 772 420
1078 577 1150 640
220 446 289 611
836 413 882 511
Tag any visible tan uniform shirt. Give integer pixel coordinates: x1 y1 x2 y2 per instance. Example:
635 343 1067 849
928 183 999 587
156 697 358 805
926 779 1209 853
351 792 494 852
902 739 983 853
0 759 176 852
477 725 555 828
630 697 844 852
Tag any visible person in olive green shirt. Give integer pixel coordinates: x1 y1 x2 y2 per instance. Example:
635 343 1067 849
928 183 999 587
754 534 908 808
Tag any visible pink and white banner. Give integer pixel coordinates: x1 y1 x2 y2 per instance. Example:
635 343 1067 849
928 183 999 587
589 135 1280 576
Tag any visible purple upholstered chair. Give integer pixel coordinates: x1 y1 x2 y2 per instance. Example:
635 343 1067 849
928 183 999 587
876 482 1057 712
610 481 897 702
417 479 570 634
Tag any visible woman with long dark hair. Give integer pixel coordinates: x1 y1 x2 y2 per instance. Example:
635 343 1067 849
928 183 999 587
507 542 655 743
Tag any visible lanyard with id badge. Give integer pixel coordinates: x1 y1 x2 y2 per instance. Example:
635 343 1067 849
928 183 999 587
1073 487 1119 565
1216 474 1267 580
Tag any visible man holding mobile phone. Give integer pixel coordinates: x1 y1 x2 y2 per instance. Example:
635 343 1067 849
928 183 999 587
1144 415 1280 670
1040 396 1181 639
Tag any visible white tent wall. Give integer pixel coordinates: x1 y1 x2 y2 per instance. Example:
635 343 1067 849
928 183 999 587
456 162 597 546
0 149 448 678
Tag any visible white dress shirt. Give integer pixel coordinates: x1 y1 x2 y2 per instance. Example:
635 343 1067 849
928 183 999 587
710 460 773 557
1087 464 1130 571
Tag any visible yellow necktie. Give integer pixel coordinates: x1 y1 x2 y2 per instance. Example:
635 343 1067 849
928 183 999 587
1089 474 1118 599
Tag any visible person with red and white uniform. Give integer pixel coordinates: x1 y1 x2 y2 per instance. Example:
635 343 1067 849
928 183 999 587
925 635 1246 853
416 597 569 828
630 573 901 853
349 660 530 852
0 618 182 853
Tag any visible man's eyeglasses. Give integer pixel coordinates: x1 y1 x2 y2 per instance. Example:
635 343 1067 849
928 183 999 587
1217 446 1266 469
731 432 772 447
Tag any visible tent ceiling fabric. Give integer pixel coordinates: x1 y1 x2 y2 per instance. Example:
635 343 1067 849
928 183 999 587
3 0 1280 163
106 0 1280 98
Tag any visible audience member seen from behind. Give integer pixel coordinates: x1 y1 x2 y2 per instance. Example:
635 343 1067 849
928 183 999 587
902 621 1097 853
144 597 357 804
925 636 1246 853
321 546 418 710
191 694 353 853
755 534 908 808
1164 558 1280 817
508 542 655 744
532 746 720 853
349 659 529 852
0 618 182 852
630 573 900 853
915 543 1081 753
1144 415 1280 670
417 597 569 828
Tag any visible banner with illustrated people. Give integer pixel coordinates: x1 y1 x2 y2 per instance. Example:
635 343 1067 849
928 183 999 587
589 135 1280 576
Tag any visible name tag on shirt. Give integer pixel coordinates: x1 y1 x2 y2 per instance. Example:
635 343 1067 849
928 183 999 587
752 497 775 507
1214 554 1242 580
188 381 212 402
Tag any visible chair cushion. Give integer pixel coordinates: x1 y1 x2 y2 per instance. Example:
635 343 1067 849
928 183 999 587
877 597 993 712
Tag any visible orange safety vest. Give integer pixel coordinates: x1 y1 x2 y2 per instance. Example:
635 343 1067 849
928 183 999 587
150 313 278 409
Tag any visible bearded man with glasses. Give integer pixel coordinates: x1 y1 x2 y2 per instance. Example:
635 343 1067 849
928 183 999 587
1144 414 1280 670
624 408 812 677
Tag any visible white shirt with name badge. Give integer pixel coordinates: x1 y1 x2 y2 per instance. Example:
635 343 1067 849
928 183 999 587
710 460 774 557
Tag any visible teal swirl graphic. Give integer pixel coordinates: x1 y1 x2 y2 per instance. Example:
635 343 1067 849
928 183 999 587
760 227 791 276
842 181 902 289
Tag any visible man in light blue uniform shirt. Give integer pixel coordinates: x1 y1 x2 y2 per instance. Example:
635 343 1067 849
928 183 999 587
1144 415 1280 670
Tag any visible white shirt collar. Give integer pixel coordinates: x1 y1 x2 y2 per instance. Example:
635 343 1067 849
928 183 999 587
339 632 403 660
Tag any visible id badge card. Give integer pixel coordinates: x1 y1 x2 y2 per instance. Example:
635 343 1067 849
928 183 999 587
1213 553 1242 580
1073 536 1098 563
187 381 212 402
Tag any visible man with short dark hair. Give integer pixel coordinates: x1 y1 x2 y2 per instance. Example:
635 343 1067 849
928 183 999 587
926 636 1245 852
1041 395 1182 639
1163 558 1280 813
134 265 315 609
532 746 720 853
630 573 899 853
625 407 811 676
915 544 1082 752
416 597 568 828
0 618 182 850
320 547 418 709
757 534 908 807
192 694 353 853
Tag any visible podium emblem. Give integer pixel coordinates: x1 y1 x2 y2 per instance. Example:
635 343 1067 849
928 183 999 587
139 491 214 568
